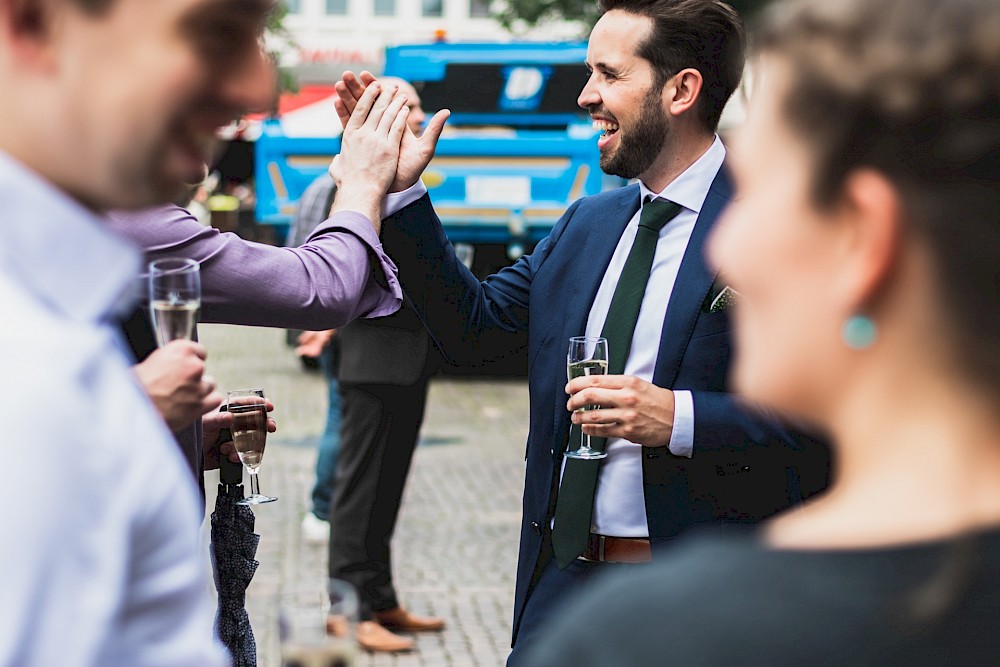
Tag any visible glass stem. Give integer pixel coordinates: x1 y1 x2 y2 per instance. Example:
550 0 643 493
581 415 590 453
248 469 260 497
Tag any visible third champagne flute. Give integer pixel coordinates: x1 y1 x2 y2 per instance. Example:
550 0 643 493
228 388 277 506
565 336 609 460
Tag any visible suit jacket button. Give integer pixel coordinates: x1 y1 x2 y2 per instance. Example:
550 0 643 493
742 465 751 471
531 521 542 535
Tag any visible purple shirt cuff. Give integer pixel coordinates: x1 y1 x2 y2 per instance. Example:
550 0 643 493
309 211 402 318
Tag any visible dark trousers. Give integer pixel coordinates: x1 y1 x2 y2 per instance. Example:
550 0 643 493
507 544 640 665
327 378 430 620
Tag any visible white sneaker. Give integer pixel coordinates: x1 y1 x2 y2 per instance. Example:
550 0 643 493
301 512 329 543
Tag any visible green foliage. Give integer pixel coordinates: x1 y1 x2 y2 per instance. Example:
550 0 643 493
269 2 299 97
268 1 290 33
494 0 774 31
494 0 601 33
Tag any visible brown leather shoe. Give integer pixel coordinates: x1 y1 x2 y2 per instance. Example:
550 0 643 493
373 606 446 633
356 620 415 653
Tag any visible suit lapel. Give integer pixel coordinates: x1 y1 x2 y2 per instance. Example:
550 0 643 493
550 185 642 434
557 184 641 345
652 165 734 387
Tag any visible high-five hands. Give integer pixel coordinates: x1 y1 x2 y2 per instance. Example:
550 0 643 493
334 71 450 193
331 80 413 229
566 375 676 447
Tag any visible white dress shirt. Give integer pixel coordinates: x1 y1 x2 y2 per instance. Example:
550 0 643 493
386 137 726 538
586 137 726 537
0 152 228 667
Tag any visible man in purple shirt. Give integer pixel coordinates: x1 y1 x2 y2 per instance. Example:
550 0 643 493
106 82 413 489
106 202 402 330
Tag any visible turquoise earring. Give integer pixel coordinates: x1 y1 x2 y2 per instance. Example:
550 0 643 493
842 315 877 350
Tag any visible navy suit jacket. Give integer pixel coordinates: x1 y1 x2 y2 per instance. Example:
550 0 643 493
382 167 829 643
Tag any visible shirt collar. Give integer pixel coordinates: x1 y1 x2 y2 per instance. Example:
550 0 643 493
0 151 141 323
639 135 726 215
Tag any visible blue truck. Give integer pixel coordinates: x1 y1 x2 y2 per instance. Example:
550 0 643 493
254 41 625 271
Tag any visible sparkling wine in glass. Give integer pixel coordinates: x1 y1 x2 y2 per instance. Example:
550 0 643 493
148 257 200 346
228 388 277 505
565 336 609 460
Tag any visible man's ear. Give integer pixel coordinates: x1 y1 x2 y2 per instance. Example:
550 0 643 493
1 0 59 68
664 68 704 119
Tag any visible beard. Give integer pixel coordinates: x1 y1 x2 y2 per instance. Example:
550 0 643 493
599 85 669 179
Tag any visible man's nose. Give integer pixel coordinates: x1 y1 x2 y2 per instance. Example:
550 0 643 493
578 76 600 110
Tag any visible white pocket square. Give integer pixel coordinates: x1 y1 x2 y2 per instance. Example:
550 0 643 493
709 286 741 313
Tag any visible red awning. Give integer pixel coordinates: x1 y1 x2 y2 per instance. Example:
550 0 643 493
220 85 343 141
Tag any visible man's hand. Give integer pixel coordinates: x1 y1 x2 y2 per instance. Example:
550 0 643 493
566 375 675 447
295 329 334 359
331 80 412 228
334 70 450 193
133 340 221 431
202 400 277 471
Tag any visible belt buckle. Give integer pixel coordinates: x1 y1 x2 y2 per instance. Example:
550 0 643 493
597 534 606 561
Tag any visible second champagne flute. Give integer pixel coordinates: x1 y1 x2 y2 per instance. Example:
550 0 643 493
565 336 609 460
148 257 200 346
228 388 277 506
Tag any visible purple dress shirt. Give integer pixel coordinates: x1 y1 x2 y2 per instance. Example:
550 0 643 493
106 204 402 328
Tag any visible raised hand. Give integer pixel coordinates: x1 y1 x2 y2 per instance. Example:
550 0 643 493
334 70 450 193
331 80 413 229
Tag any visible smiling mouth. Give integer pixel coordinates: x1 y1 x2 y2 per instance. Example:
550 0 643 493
593 118 620 138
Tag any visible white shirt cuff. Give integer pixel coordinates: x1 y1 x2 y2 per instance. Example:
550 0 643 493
381 180 428 219
668 390 695 458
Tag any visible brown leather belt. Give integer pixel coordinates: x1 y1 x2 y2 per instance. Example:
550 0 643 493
580 533 652 563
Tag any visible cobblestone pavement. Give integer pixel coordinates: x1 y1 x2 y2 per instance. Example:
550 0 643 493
199 324 529 667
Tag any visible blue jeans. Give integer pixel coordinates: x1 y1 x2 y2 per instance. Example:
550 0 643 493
310 344 341 520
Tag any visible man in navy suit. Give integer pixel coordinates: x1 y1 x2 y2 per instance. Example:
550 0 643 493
334 0 828 661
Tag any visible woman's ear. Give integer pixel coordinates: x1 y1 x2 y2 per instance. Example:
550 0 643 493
833 168 904 312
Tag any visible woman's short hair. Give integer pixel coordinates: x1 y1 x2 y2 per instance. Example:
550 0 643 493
759 0 1000 392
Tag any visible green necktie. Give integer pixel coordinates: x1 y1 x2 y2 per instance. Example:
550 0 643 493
550 197 683 568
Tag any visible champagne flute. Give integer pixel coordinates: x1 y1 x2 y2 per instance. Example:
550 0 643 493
565 336 609 460
148 257 200 346
228 388 277 505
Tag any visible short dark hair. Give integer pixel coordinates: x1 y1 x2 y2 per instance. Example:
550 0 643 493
597 0 746 132
759 0 1000 393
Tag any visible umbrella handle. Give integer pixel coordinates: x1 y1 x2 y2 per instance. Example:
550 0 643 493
221 457 244 486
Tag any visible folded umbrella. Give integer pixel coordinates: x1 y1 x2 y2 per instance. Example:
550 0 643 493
211 456 260 667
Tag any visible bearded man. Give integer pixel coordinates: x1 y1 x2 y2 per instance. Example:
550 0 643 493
333 0 830 662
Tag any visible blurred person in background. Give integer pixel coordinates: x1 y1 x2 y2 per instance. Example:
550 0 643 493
289 78 448 653
524 0 1000 663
